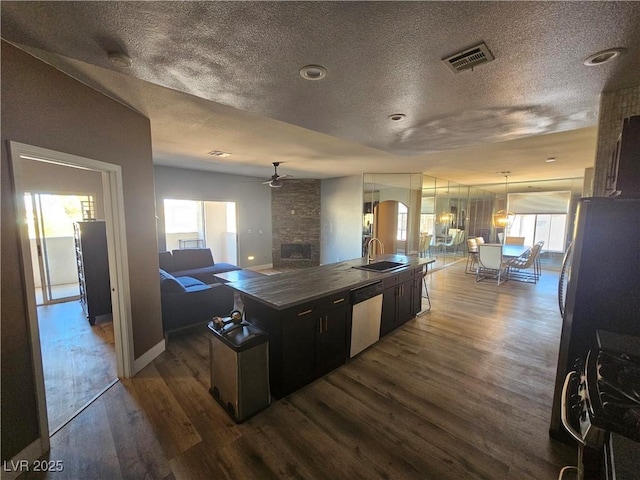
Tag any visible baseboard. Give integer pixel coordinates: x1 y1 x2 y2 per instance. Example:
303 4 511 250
245 263 273 271
1 438 44 480
132 338 166 374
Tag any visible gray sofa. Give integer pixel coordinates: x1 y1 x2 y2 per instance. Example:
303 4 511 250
159 268 234 333
159 248 240 284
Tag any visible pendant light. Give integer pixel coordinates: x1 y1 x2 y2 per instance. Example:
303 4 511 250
492 174 515 229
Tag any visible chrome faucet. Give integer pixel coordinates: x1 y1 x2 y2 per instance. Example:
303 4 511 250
367 237 384 263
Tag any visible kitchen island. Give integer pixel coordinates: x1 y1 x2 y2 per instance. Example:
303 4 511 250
224 254 435 398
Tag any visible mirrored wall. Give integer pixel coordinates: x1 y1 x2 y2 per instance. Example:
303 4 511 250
364 173 497 269
364 174 583 268
363 173 422 257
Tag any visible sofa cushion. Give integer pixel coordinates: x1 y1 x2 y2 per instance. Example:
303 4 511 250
176 276 206 289
183 284 211 293
159 269 186 294
172 248 214 271
159 251 175 272
171 263 242 283
208 263 242 274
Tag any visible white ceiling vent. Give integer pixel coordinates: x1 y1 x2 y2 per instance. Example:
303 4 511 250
442 42 495 73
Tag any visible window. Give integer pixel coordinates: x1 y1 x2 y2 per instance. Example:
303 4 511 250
164 199 203 234
508 191 570 252
420 214 435 236
419 195 436 237
509 214 567 252
225 202 237 233
397 203 408 241
24 193 92 239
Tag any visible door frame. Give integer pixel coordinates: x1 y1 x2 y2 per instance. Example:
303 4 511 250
9 141 134 451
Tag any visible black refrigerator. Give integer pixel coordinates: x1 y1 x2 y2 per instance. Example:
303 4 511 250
549 196 640 438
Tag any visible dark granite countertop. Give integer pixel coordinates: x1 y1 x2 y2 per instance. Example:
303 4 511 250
226 254 435 310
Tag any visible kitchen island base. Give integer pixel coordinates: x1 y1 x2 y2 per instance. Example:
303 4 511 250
232 255 434 398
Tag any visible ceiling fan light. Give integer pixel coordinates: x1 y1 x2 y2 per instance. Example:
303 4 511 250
269 179 283 188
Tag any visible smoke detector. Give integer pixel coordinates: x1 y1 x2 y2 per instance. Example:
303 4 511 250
108 51 132 68
442 42 495 74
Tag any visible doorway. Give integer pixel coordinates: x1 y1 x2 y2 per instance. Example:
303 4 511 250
164 199 238 265
24 193 90 305
373 200 409 255
9 142 133 447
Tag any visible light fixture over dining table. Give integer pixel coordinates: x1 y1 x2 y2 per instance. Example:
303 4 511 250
492 173 515 229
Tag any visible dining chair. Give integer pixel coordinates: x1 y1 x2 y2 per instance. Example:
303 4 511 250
419 233 433 257
506 240 544 283
505 236 526 245
465 238 479 274
476 244 508 285
437 229 459 253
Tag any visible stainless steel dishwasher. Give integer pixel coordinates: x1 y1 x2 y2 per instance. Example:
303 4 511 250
350 281 384 358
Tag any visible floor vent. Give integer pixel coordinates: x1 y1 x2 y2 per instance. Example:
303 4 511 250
442 42 495 73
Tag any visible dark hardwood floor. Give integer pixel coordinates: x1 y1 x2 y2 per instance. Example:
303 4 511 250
37 301 116 433
23 259 575 479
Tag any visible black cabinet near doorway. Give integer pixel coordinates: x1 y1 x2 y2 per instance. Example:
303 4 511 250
74 221 111 325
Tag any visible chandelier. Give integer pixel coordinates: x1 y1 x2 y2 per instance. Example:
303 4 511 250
492 174 515 228
439 211 453 223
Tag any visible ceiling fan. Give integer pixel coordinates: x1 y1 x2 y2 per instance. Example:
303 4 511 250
263 162 292 188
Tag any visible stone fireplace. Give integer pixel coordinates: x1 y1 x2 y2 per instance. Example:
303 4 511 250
272 179 321 269
280 243 312 260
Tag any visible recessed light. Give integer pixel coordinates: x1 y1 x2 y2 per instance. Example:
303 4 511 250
583 48 625 66
389 114 406 121
300 65 327 81
108 51 132 68
546 157 556 163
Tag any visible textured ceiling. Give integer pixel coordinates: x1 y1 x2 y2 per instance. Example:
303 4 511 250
2 1 639 190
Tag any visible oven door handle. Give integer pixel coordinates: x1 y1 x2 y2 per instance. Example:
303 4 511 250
561 371 586 446
558 466 578 480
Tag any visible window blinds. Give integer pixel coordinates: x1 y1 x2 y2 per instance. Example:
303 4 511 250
508 191 570 214
421 196 435 214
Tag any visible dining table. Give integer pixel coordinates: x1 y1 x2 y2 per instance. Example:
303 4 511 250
484 243 531 258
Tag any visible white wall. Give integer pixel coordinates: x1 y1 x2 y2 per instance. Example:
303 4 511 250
320 176 363 264
20 159 105 217
29 237 78 287
204 201 237 264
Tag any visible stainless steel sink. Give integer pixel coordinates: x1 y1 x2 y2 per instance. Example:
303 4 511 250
352 260 407 272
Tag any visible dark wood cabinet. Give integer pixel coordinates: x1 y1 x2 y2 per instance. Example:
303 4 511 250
380 285 397 337
241 263 427 398
74 221 111 325
315 304 350 377
380 269 416 337
281 305 317 393
245 291 350 398
411 275 422 316
411 265 426 316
